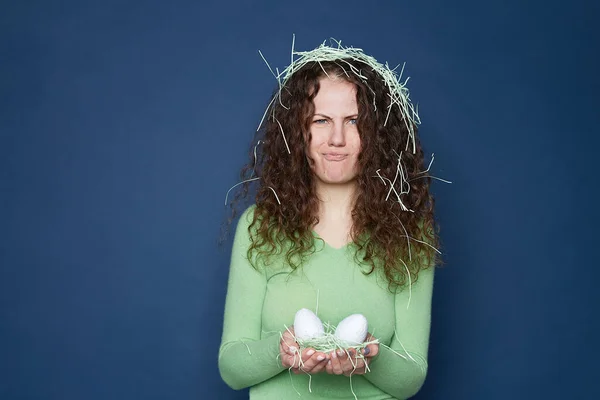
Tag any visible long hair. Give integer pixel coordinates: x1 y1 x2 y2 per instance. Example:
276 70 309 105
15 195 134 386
227 58 442 290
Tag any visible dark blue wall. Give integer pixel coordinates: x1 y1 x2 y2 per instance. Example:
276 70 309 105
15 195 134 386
1 1 598 399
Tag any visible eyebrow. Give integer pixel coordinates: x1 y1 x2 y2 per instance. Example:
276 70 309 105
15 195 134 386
313 113 358 119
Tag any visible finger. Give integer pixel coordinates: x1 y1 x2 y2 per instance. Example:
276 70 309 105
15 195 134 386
279 343 291 368
291 349 313 372
343 355 366 376
282 332 298 354
286 350 302 369
363 343 379 358
300 348 316 367
346 348 357 360
336 348 350 369
281 346 297 360
281 330 296 343
300 350 328 373
360 354 372 373
325 359 333 374
309 358 329 374
303 357 328 374
281 340 291 353
284 327 296 338
340 350 360 374
305 353 329 374
282 355 298 368
329 350 344 375
362 332 379 357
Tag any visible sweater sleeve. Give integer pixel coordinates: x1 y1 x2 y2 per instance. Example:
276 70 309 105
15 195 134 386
362 264 435 399
217 207 286 390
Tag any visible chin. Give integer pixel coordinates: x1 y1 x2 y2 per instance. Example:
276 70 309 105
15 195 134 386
319 175 357 185
312 165 359 185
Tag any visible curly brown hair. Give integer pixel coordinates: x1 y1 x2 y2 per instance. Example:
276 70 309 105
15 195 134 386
228 59 442 290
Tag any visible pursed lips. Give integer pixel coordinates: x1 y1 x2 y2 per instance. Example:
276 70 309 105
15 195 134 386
323 153 348 161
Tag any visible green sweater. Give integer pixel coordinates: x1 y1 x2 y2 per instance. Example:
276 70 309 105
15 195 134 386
218 206 435 399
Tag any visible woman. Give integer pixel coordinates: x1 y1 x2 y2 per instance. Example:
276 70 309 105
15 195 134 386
218 40 441 399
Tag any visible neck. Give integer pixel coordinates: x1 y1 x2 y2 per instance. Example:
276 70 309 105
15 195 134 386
315 180 358 221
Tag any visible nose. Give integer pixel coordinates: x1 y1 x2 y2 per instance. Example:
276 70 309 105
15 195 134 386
328 121 346 147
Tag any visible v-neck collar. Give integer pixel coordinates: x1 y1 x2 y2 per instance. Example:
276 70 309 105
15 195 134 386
311 230 353 251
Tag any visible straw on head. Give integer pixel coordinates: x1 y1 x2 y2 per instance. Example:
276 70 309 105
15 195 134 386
258 35 421 154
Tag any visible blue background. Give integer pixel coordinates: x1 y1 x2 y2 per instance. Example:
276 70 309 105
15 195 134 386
1 1 599 399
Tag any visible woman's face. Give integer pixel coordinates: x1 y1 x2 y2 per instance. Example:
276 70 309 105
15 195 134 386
307 76 361 186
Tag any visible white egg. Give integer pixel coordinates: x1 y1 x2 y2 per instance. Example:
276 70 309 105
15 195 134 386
293 308 325 340
334 314 368 346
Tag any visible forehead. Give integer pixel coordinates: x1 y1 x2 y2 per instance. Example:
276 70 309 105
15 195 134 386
313 77 358 113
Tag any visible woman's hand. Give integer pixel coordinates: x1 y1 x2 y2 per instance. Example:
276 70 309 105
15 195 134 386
279 327 330 374
325 333 380 376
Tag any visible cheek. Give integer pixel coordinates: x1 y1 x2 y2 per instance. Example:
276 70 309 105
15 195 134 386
306 136 320 164
308 133 326 153
350 135 362 155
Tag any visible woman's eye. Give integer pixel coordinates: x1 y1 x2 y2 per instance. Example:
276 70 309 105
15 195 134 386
348 118 358 125
313 119 327 124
